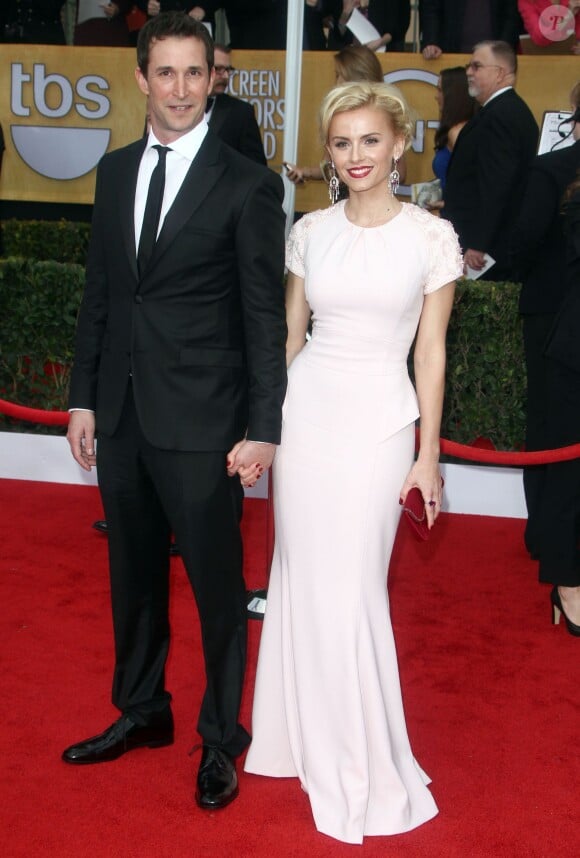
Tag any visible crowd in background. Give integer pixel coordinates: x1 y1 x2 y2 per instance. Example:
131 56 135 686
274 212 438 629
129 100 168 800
1 2 579 55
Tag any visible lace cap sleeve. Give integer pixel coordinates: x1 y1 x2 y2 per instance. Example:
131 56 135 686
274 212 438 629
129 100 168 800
285 214 308 278
424 216 464 294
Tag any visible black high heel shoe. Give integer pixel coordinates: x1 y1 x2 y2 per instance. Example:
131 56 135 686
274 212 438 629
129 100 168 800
550 587 580 637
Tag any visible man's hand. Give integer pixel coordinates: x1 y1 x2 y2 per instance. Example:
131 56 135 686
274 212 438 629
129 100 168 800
67 411 97 472
422 44 442 59
226 440 276 488
464 248 486 271
147 0 160 16
188 6 206 19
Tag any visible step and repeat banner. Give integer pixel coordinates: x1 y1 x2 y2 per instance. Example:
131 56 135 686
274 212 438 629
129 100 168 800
0 45 578 212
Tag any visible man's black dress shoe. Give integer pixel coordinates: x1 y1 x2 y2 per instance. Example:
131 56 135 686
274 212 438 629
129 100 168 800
195 746 238 809
62 712 174 764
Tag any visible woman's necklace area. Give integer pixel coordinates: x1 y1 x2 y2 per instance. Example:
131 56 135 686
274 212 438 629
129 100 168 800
344 197 401 228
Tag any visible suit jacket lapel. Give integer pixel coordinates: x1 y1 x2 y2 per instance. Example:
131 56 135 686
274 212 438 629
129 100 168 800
147 132 226 272
208 96 227 137
119 138 146 283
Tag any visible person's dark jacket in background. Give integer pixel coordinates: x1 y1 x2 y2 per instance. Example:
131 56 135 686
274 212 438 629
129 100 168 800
208 94 267 165
220 1 288 49
419 0 521 52
545 187 580 373
513 141 580 314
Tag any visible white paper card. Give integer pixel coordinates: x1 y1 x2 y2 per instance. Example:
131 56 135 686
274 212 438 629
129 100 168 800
465 253 496 280
77 0 107 25
346 9 386 52
538 111 576 155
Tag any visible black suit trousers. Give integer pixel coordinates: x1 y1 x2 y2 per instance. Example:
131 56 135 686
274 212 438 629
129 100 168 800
96 382 250 757
522 314 554 556
522 317 580 587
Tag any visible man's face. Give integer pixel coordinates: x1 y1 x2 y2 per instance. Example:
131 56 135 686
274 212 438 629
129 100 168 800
135 36 215 143
466 45 508 105
211 48 232 96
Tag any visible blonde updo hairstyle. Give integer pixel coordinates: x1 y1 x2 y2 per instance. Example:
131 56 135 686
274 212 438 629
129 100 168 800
319 81 414 152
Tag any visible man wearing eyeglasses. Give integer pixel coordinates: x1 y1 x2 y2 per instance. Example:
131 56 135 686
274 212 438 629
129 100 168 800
443 40 538 280
205 43 267 165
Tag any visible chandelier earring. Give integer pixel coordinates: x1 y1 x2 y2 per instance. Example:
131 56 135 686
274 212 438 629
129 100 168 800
328 161 340 205
388 157 400 196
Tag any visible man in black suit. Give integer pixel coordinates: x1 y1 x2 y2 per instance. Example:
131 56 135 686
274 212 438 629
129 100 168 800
443 40 538 280
206 43 267 165
61 12 287 811
420 0 521 58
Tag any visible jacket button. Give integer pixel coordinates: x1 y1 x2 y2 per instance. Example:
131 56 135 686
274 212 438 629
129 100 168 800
135 295 143 303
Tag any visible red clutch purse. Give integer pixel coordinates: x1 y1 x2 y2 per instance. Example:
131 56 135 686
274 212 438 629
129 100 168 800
401 480 444 541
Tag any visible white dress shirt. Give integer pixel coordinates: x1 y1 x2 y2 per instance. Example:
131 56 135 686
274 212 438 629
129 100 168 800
134 119 209 253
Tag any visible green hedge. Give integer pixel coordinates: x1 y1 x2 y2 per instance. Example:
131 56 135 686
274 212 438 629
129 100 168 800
0 219 90 265
0 240 527 449
442 279 525 451
0 258 84 434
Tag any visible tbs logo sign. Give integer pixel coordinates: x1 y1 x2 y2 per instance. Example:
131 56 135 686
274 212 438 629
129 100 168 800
11 63 111 180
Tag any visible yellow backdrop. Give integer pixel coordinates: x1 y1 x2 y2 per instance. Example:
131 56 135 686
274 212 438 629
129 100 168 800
0 45 577 211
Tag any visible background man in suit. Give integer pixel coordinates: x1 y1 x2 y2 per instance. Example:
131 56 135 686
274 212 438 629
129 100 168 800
443 40 538 280
206 43 267 165
420 0 521 58
61 12 287 812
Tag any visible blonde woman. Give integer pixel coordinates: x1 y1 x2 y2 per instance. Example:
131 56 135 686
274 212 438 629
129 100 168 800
245 82 462 843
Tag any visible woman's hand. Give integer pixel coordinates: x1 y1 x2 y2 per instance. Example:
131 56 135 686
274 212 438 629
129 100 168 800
422 44 442 60
284 163 306 184
399 461 443 530
366 33 392 51
339 0 359 29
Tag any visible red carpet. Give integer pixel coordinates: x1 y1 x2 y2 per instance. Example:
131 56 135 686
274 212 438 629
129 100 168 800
2 479 579 857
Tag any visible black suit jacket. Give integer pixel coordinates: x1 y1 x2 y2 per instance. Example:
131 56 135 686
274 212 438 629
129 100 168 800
545 191 580 373
443 88 538 274
512 140 580 314
419 0 521 51
208 94 267 166
69 129 287 452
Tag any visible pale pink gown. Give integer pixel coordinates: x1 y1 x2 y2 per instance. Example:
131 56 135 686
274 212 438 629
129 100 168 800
244 201 463 844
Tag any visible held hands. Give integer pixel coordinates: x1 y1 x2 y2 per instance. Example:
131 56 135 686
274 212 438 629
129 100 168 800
399 461 443 530
226 440 276 488
67 411 97 472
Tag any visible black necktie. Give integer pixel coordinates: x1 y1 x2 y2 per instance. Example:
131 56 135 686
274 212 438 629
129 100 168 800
137 144 171 276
